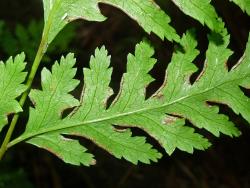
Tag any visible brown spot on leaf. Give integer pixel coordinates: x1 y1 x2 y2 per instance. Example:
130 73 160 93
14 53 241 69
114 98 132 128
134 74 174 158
155 93 164 100
64 16 83 23
195 60 207 82
162 116 178 125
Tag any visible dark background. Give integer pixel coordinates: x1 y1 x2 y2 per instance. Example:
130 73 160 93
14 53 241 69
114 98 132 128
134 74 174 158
0 0 250 187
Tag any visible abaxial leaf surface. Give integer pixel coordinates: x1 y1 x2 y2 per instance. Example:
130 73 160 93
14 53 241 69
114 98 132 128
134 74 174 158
11 30 250 166
17 52 161 165
42 0 180 44
0 53 27 132
171 0 224 32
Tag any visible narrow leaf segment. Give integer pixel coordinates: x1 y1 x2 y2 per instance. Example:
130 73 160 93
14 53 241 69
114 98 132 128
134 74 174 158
171 0 225 32
0 53 27 132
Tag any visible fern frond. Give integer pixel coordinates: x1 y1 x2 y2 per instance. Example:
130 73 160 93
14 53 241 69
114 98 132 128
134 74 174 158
42 0 250 46
42 0 180 44
11 29 250 166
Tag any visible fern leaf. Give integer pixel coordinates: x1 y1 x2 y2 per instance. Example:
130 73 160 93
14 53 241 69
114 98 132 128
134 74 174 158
229 0 250 15
0 53 27 132
171 0 224 32
160 30 243 137
42 0 180 44
12 29 250 166
101 0 179 41
19 52 161 165
23 54 96 165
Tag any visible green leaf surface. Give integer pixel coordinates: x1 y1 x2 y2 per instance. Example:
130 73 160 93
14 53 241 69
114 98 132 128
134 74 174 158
42 0 180 44
229 0 250 15
27 132 95 166
19 52 161 165
0 53 27 132
12 30 250 166
171 0 224 32
101 0 179 41
24 54 95 166
159 30 242 137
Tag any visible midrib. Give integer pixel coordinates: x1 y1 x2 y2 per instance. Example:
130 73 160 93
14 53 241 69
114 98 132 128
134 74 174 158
8 73 250 148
